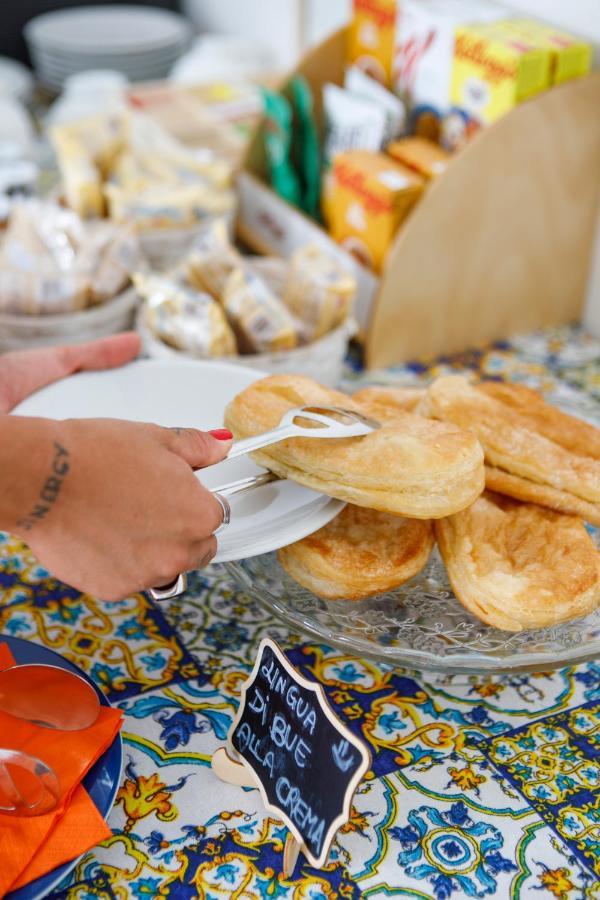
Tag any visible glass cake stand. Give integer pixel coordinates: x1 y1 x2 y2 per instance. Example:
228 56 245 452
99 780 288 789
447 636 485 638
225 382 600 674
224 531 600 674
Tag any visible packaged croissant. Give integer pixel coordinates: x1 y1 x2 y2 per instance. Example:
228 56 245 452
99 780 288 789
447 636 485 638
185 219 243 300
222 266 298 353
134 273 236 358
79 221 139 304
283 245 356 342
0 200 138 314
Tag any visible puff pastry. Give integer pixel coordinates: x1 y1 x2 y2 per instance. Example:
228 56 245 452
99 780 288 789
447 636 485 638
278 504 434 600
352 385 426 418
435 492 600 631
419 375 600 526
478 381 600 460
225 375 485 518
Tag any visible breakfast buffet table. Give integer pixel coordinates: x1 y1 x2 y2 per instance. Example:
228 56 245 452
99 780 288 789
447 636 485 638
1 324 599 899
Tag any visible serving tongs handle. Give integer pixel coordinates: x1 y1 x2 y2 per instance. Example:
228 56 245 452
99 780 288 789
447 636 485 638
226 426 296 460
211 471 280 498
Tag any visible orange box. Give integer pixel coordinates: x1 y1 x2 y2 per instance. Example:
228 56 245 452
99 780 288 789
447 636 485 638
347 0 400 87
328 150 424 272
387 136 452 178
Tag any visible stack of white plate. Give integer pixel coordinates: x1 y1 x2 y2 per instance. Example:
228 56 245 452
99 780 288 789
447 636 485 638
25 5 192 90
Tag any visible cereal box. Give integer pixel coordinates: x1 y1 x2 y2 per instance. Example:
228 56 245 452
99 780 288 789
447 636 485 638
328 150 424 272
451 24 552 125
489 20 592 85
387 136 451 178
394 0 506 115
348 0 400 87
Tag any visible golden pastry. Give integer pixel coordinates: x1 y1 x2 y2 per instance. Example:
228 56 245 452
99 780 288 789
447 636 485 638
435 492 600 632
419 375 600 526
278 505 434 600
478 381 600 460
225 374 485 518
352 385 426 419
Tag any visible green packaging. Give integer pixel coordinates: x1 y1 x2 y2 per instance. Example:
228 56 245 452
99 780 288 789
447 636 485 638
290 76 321 221
261 88 301 208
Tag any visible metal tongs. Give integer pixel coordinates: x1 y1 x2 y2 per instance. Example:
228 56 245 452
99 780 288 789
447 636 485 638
213 405 380 499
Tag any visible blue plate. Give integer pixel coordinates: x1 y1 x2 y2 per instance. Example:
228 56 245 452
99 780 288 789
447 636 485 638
3 635 123 900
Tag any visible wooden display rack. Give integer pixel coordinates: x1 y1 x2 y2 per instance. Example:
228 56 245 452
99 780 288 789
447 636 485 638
236 28 600 369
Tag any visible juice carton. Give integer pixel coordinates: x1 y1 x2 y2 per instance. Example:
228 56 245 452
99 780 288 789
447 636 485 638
451 23 552 125
394 0 506 116
328 150 424 272
489 19 592 85
348 0 400 87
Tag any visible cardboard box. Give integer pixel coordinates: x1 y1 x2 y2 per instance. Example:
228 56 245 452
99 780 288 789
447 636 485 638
451 24 552 125
328 150 424 272
387 136 452 178
489 20 592 85
348 0 400 87
394 0 506 115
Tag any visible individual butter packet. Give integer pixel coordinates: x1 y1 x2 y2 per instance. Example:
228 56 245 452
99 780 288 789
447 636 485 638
290 76 321 221
223 267 298 353
283 244 356 342
344 66 406 145
134 272 237 358
323 83 387 167
262 89 301 208
186 219 243 300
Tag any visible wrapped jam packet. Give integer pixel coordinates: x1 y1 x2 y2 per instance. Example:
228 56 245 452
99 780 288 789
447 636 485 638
289 76 321 220
283 245 356 342
223 267 298 353
261 89 301 208
186 219 243 300
322 83 387 167
344 66 406 145
134 272 236 358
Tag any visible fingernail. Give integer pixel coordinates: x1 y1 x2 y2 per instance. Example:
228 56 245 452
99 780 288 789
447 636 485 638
209 428 233 440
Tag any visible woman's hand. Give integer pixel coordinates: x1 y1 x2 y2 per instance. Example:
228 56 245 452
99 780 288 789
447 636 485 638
0 333 232 599
17 417 231 601
0 332 141 414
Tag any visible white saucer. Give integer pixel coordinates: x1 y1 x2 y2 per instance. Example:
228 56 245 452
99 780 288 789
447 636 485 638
13 359 343 563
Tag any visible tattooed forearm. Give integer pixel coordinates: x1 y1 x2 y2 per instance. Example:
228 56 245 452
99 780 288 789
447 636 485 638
16 442 70 531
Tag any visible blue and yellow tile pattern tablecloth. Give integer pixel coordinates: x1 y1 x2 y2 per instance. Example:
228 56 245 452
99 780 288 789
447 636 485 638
1 325 599 899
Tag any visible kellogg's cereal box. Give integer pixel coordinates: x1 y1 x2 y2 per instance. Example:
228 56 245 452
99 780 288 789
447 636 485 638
348 0 400 87
451 24 552 125
328 150 424 272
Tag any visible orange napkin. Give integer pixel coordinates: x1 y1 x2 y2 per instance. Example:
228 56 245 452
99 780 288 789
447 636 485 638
0 645 123 896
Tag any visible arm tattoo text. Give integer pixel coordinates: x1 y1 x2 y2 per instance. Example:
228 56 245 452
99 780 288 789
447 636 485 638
17 442 70 531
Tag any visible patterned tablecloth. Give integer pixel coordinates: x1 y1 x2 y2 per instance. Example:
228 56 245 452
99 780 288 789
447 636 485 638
1 325 599 899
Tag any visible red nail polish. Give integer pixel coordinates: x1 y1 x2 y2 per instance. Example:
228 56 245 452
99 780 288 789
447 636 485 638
209 428 233 440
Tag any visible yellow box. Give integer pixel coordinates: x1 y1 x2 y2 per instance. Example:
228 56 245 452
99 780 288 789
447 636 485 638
347 0 399 87
387 137 452 179
451 24 552 125
329 150 424 273
489 20 592 85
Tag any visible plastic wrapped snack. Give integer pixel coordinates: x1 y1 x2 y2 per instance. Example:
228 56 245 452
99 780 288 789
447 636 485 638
0 200 138 315
185 219 243 300
134 273 236 358
283 245 356 342
223 266 298 353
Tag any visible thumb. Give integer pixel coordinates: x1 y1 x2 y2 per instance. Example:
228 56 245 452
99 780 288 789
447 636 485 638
167 427 233 469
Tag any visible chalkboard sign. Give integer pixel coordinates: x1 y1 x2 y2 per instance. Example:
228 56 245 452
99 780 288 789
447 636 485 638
228 637 371 868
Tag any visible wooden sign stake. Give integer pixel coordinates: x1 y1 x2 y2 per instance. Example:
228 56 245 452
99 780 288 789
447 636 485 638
283 833 301 878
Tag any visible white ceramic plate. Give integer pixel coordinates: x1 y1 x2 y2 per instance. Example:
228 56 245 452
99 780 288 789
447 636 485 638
13 359 343 564
25 6 191 54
